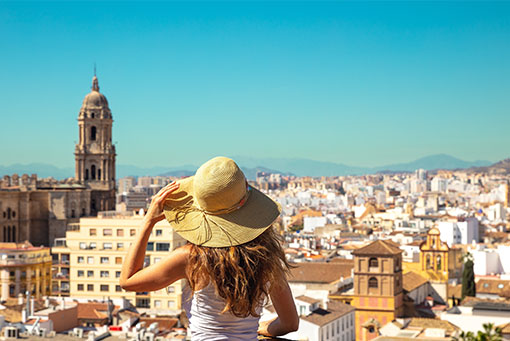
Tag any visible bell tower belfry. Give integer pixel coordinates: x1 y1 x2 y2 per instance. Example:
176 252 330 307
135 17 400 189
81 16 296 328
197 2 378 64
74 75 116 214
352 240 404 341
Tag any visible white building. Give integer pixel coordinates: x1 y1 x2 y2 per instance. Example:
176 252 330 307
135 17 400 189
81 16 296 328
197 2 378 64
263 298 355 341
303 217 327 233
431 177 448 193
437 218 479 246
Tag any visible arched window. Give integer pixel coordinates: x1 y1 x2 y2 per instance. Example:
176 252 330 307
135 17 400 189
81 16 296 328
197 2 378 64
91 165 96 180
91 126 97 141
7 208 11 220
368 277 378 288
98 168 101 180
426 255 432 269
11 225 15 242
91 112 95 118
369 257 378 269
85 169 89 180
3 226 6 241
437 255 442 270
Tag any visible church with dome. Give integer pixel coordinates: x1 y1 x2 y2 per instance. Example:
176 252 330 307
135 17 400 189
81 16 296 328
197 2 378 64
0 75 117 246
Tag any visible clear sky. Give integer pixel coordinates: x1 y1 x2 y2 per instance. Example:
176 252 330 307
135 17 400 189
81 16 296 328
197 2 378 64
1 1 509 168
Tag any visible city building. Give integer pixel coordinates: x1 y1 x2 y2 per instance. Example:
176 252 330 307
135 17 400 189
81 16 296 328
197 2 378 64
0 242 52 301
351 240 404 341
51 212 187 312
437 217 479 246
0 75 116 246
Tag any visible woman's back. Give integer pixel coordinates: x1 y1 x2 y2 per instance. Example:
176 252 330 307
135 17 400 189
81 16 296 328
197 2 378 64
183 282 261 341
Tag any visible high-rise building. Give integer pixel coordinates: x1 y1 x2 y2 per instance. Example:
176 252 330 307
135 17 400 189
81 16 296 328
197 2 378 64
51 212 186 312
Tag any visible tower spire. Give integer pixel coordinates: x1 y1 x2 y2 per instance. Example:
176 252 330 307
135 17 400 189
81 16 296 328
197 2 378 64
92 63 99 92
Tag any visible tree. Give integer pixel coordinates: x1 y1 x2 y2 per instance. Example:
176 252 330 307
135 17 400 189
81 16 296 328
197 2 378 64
454 323 503 341
462 252 476 299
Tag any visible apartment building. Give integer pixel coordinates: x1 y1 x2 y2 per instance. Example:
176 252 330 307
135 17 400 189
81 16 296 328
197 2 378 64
51 212 187 312
0 241 52 301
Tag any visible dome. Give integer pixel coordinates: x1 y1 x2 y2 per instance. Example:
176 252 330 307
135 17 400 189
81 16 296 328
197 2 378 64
82 91 109 108
81 76 109 109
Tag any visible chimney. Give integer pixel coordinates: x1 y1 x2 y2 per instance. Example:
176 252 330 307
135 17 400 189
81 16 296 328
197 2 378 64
30 297 35 316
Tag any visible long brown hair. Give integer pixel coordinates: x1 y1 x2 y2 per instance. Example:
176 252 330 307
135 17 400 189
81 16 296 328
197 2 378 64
186 226 290 318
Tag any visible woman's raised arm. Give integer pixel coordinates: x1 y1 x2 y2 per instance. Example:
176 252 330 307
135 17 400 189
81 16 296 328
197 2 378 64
120 182 188 292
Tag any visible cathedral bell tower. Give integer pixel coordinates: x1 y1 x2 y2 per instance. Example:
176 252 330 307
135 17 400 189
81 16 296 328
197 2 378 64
75 75 116 214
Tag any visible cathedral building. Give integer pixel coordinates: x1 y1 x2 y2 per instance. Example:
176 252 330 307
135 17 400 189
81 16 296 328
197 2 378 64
0 75 116 246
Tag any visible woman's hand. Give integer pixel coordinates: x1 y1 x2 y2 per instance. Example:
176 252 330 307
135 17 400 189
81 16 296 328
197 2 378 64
144 181 180 226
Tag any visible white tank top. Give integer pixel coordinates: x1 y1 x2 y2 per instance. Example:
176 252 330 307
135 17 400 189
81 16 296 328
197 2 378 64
183 282 261 341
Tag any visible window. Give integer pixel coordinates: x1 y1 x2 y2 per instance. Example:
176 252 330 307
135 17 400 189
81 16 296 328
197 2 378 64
154 300 161 308
437 255 442 270
115 257 123 265
155 229 162 236
117 243 124 250
167 300 175 308
87 256 94 264
79 242 87 249
146 242 154 251
87 284 94 291
368 277 378 288
100 271 109 278
115 271 121 278
116 229 124 237
116 285 122 292
77 270 84 277
103 229 112 236
130 229 136 236
100 257 109 264
156 243 170 252
166 286 175 294
91 165 96 180
90 228 97 236
498 284 505 289
91 126 96 140
77 284 84 291
154 257 161 263
103 242 112 250
426 254 432 269
100 284 109 292
87 270 94 277
136 298 150 308
89 242 96 249
77 256 84 264
369 257 378 268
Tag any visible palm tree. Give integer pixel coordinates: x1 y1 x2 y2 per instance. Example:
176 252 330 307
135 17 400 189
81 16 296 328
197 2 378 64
454 323 503 341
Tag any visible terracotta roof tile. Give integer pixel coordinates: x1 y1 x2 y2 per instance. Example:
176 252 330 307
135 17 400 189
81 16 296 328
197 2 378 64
301 301 355 327
295 296 321 305
352 240 402 256
403 271 429 292
288 262 353 284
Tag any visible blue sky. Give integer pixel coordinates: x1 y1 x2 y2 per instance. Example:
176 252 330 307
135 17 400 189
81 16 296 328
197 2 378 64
1 1 509 168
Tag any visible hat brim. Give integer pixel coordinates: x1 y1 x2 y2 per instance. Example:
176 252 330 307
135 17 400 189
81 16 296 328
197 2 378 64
163 177 281 247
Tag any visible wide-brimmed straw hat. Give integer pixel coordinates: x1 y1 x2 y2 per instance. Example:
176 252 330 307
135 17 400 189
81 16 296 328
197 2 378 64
163 157 281 247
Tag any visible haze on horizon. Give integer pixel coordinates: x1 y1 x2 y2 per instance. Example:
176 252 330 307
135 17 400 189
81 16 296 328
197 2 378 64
1 1 509 169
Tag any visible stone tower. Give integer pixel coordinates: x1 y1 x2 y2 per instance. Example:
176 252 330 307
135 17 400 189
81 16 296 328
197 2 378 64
351 240 404 341
74 75 116 214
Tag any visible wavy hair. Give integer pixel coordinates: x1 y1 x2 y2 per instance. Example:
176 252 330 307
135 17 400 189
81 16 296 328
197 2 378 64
186 226 290 318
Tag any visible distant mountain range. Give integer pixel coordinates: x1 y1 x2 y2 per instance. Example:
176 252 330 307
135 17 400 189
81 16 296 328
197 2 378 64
0 154 494 180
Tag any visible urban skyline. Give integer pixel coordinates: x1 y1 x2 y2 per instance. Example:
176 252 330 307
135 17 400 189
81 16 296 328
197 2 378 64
1 1 510 169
